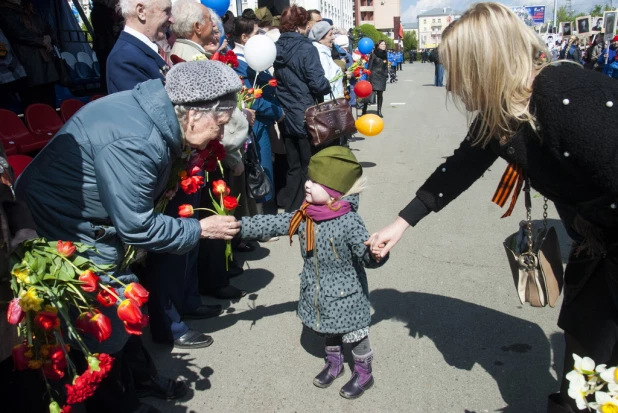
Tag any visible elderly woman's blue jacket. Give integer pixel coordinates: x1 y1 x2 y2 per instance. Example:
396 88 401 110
15 79 201 352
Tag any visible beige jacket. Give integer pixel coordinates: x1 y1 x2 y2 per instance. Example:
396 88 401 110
170 39 248 168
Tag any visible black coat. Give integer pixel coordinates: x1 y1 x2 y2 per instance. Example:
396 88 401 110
400 64 618 321
274 32 331 137
367 52 388 92
405 64 618 237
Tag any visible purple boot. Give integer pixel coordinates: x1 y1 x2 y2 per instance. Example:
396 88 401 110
313 346 344 388
339 350 374 399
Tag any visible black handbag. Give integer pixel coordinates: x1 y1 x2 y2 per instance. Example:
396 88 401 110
245 131 271 199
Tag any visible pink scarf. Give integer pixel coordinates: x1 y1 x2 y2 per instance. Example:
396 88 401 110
304 185 352 222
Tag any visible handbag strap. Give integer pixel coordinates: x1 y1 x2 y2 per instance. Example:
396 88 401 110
523 177 549 253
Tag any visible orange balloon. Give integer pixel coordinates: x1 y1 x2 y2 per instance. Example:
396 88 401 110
355 114 384 136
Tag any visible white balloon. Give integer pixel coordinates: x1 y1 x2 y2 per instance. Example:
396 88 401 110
244 35 277 72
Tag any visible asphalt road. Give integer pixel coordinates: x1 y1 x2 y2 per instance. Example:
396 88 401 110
145 62 567 413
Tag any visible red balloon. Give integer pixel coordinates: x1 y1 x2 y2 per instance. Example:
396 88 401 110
354 80 373 99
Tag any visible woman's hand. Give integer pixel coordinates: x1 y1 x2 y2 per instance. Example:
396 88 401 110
365 217 410 258
218 39 228 52
199 215 240 240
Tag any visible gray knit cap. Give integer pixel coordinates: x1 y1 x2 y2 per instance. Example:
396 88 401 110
165 60 241 106
308 21 332 41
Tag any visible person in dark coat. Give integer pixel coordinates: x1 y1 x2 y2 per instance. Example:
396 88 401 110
0 0 59 108
430 46 444 86
106 0 174 93
366 4 618 413
91 0 124 94
15 61 242 412
363 40 388 118
273 5 331 213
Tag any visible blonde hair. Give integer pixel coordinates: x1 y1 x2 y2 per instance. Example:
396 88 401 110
327 176 368 211
440 2 551 147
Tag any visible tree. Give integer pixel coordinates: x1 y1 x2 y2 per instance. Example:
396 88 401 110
403 31 418 52
351 24 395 50
590 3 613 17
555 5 584 25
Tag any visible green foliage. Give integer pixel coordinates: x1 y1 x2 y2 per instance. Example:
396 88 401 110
351 24 395 50
590 3 614 17
403 31 418 53
555 5 585 25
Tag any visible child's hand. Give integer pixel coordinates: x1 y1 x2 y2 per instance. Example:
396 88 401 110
370 249 382 263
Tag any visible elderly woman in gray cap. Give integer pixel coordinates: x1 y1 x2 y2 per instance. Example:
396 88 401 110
15 60 241 413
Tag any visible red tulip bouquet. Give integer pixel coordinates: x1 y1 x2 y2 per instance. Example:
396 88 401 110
237 78 277 109
121 140 227 269
8 238 150 412
177 179 239 270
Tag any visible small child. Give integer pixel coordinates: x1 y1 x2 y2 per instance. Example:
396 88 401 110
239 146 388 399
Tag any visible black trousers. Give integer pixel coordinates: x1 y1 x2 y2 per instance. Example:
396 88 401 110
554 246 618 410
277 133 314 213
198 169 229 292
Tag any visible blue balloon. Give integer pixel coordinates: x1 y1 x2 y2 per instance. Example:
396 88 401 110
358 37 374 55
200 0 229 17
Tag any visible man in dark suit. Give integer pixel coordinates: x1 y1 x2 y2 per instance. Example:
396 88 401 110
106 0 174 93
107 0 222 350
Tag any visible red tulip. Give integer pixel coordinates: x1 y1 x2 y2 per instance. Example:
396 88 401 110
124 283 149 306
56 241 76 257
223 196 238 211
178 204 194 218
12 343 30 371
88 313 112 342
76 312 93 334
43 362 65 380
96 288 117 307
78 270 100 293
7 298 25 325
212 180 230 196
268 79 277 87
34 311 60 331
117 299 144 325
123 315 149 335
247 88 254 94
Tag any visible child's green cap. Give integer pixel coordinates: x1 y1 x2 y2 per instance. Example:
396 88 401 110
307 146 362 194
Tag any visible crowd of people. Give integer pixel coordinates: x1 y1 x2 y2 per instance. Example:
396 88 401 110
1 0 618 412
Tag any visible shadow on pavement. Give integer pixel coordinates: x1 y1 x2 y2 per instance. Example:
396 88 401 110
359 162 377 168
370 288 560 413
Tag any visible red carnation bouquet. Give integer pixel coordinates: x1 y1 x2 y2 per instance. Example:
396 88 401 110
8 238 151 412
211 50 240 68
177 179 239 270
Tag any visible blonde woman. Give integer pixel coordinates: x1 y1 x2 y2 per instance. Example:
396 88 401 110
367 3 618 412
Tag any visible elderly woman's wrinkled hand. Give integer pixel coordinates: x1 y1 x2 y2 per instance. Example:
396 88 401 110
199 215 240 240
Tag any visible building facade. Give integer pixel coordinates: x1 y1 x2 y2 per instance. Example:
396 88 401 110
417 7 461 49
354 0 401 33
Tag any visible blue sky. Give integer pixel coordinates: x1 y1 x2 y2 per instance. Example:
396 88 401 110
401 0 612 23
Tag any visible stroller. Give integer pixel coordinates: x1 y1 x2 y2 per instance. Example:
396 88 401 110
388 63 398 83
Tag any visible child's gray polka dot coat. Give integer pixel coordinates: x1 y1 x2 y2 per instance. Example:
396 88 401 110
240 195 388 335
